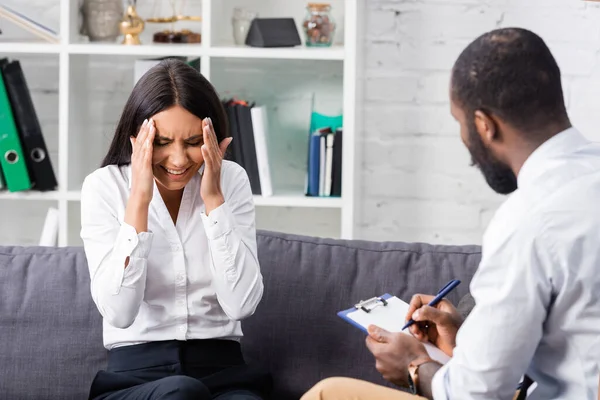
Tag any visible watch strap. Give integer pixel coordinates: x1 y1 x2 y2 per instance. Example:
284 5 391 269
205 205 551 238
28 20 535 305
408 356 437 395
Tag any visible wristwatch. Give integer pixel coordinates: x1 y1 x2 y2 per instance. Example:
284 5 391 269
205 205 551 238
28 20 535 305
407 356 436 395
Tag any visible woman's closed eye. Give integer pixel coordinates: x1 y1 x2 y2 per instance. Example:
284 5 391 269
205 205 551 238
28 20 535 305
186 139 203 147
153 139 203 147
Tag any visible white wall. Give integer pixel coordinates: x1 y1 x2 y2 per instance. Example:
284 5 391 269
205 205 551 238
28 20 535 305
3 0 600 245
358 0 600 245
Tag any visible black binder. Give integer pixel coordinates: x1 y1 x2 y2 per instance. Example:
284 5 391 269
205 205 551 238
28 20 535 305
331 128 343 197
223 100 245 167
2 59 57 191
234 103 261 195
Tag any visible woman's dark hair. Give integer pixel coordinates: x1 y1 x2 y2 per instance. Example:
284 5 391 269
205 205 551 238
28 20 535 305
101 58 228 167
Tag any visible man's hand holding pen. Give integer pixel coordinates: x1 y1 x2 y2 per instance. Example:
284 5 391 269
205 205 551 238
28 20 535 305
405 294 464 358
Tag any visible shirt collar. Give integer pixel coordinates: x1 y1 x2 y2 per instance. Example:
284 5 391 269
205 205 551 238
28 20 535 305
517 127 589 189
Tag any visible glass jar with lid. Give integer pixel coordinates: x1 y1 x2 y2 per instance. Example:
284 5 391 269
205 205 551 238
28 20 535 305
302 3 336 47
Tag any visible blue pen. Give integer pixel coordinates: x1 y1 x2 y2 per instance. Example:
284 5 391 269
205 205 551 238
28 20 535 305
401 279 461 331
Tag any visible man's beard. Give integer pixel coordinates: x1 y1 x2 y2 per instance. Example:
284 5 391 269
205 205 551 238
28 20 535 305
466 120 517 195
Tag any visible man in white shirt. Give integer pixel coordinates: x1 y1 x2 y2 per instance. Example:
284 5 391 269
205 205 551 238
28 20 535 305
301 27 600 400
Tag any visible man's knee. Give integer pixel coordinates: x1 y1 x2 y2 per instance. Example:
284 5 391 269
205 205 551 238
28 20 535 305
157 375 210 399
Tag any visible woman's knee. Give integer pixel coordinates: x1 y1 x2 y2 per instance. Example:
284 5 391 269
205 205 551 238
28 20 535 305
157 375 210 399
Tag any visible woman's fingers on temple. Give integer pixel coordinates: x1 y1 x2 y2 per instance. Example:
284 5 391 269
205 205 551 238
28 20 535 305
147 120 155 144
219 138 231 156
202 145 212 167
207 118 220 152
137 119 148 143
203 123 217 158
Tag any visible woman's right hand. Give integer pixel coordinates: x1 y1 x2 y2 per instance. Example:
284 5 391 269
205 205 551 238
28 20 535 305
405 294 464 357
129 118 156 204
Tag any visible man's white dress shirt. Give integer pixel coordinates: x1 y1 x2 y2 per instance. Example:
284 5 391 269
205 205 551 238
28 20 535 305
432 128 600 400
80 160 263 350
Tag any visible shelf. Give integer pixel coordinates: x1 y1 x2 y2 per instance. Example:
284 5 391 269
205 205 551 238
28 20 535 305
0 190 61 201
0 42 61 54
0 42 344 61
253 193 343 208
209 45 344 61
67 43 206 57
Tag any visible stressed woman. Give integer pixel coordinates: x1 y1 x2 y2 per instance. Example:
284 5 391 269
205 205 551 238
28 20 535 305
80 59 270 400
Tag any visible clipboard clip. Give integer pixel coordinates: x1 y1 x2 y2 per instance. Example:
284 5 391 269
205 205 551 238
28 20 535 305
354 296 388 313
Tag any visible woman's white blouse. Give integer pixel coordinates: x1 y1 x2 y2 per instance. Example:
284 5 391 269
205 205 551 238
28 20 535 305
80 160 264 350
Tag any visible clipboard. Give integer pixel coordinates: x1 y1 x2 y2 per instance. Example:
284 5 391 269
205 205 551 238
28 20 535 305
338 293 451 364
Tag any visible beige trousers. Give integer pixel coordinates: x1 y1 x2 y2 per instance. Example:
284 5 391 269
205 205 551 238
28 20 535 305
300 377 529 400
300 377 426 400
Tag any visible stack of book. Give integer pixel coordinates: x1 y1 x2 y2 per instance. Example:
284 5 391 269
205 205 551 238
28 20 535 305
222 98 273 197
305 126 343 197
0 58 57 192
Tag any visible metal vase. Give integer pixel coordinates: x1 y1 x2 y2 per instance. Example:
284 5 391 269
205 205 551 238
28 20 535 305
80 0 124 42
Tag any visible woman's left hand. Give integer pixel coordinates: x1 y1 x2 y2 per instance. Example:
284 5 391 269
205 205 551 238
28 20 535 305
201 117 232 214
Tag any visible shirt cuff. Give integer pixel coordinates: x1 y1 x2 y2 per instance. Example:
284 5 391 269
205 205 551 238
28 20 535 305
431 361 451 400
201 201 234 240
109 223 154 294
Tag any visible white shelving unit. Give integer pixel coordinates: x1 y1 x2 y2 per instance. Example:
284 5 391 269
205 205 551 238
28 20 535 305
0 0 362 246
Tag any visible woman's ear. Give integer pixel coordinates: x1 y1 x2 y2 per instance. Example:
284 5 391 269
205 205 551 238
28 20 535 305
473 110 497 146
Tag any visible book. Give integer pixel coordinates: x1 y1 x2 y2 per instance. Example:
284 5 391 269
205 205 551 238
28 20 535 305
39 207 59 246
0 2 59 43
250 106 273 197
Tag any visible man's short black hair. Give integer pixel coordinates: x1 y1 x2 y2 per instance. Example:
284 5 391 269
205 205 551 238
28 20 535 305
451 28 568 131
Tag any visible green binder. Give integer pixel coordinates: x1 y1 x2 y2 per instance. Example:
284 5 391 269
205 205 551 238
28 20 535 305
0 165 5 190
0 65 30 192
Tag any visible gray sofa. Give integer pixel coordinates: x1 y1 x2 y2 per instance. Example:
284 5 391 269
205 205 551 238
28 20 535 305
0 230 481 400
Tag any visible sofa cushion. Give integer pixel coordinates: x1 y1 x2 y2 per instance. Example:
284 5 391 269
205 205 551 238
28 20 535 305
242 231 481 399
0 246 105 400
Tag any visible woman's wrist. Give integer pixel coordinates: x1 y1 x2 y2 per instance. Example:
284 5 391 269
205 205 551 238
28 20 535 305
125 193 150 233
204 194 225 215
129 187 152 206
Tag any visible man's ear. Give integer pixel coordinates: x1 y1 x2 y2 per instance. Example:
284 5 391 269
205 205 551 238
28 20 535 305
473 110 497 146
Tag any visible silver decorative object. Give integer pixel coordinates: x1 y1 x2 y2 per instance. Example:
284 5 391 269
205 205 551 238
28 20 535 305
231 7 257 45
80 0 124 42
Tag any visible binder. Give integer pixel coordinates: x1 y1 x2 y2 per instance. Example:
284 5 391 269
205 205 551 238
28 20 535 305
319 133 326 196
0 59 31 192
2 59 57 191
324 133 334 196
223 101 245 167
0 164 5 189
235 103 261 195
331 128 343 197
338 293 451 364
306 132 321 196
